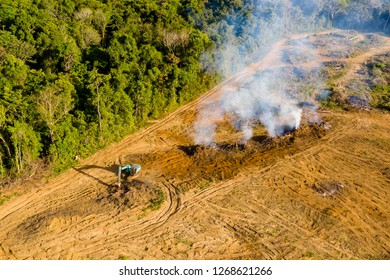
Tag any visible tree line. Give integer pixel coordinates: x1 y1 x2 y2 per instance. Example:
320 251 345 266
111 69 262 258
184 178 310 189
0 0 389 179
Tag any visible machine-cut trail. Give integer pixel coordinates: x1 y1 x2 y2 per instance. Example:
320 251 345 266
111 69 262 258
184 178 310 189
0 30 389 260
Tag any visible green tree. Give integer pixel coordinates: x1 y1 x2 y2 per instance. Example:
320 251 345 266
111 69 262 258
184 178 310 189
93 9 111 47
87 69 108 134
0 105 11 174
382 0 390 31
87 68 135 143
324 0 351 28
34 76 75 144
8 121 41 174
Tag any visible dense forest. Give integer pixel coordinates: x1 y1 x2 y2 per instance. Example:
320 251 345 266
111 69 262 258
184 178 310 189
0 0 389 179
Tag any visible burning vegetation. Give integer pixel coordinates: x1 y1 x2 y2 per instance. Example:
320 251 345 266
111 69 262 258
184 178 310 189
187 122 328 158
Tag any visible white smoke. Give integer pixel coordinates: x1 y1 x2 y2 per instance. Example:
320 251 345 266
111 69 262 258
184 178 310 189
194 69 304 145
193 101 224 146
194 1 326 145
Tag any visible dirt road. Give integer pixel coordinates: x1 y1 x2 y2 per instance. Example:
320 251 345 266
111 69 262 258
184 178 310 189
0 30 389 260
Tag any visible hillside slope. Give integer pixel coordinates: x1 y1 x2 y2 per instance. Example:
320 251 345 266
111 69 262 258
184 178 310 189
0 30 389 260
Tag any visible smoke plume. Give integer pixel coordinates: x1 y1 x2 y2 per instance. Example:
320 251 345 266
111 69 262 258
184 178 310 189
194 1 325 145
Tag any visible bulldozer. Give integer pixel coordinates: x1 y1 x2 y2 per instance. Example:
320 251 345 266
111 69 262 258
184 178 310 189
117 163 141 186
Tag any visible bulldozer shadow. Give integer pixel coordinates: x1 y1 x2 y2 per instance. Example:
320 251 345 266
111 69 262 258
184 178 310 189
73 164 120 187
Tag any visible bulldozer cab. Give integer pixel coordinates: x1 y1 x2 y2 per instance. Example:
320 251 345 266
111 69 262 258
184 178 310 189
117 164 141 186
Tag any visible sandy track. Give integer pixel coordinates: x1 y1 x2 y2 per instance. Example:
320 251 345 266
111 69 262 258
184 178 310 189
0 30 389 259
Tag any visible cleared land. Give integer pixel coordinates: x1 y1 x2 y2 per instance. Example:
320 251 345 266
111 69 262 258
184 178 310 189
0 30 389 260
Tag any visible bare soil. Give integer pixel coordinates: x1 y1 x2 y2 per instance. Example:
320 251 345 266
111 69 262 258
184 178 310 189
0 30 389 260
